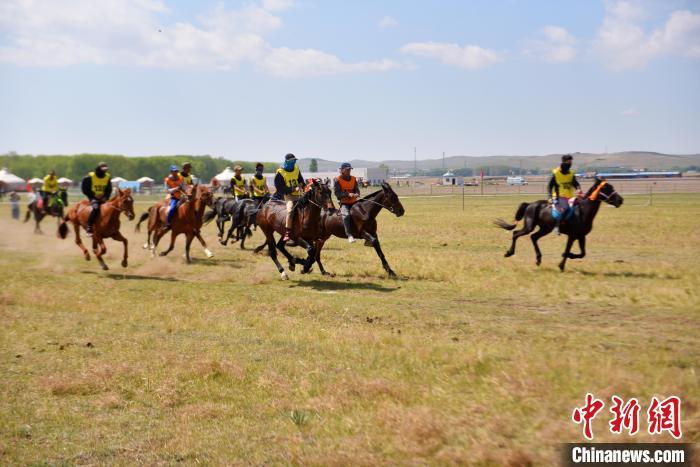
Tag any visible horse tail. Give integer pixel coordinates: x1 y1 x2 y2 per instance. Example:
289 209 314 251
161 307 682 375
493 202 530 230
202 208 217 226
514 202 529 221
135 211 149 233
57 214 70 239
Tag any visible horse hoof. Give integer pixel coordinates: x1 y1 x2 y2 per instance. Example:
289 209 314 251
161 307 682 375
280 271 289 280
100 264 109 271
536 259 541 266
205 249 214 258
558 263 565 272
159 252 168 257
288 263 296 272
504 251 513 258
121 260 128 268
84 255 91 261
388 271 397 279
321 271 335 277
142 243 149 249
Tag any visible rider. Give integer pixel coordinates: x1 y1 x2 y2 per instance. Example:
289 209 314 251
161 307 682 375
334 162 360 243
81 162 112 236
250 162 270 202
230 165 248 200
549 154 582 235
40 169 59 212
164 165 186 230
274 153 305 242
179 162 194 186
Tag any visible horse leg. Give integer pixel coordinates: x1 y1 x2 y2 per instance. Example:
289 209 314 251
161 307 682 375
159 232 176 256
196 231 214 258
559 235 576 271
221 222 237 246
151 227 166 258
296 238 315 274
253 240 267 254
267 235 288 280
315 238 333 277
364 232 396 278
504 215 535 257
276 237 297 271
94 237 108 270
74 221 90 260
568 236 586 259
184 233 194 264
530 226 552 266
113 232 129 268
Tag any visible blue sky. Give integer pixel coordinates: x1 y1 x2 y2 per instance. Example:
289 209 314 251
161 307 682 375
1 0 699 161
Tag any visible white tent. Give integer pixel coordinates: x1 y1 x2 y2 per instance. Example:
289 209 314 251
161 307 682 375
213 167 236 183
28 177 43 184
110 176 127 186
57 177 73 187
0 167 27 190
137 176 154 183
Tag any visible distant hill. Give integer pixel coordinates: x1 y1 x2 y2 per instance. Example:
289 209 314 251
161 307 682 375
298 152 700 174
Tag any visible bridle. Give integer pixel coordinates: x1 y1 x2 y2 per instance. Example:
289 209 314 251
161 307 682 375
588 181 618 202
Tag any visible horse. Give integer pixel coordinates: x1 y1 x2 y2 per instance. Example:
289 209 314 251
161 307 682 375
494 177 623 271
137 184 214 262
24 189 66 234
57 188 135 270
314 182 405 278
256 179 333 280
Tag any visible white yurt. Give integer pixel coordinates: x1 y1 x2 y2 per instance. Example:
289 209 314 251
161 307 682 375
0 167 27 191
57 177 73 188
110 176 127 187
213 167 236 184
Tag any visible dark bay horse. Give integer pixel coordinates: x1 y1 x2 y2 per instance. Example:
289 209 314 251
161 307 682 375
58 188 135 270
315 182 405 278
25 190 66 234
256 179 332 280
137 185 214 262
494 178 623 271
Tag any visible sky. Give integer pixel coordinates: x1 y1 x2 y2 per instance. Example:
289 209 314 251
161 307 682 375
1 0 699 162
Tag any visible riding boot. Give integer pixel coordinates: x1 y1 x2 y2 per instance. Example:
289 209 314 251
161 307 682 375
343 217 355 243
87 202 100 236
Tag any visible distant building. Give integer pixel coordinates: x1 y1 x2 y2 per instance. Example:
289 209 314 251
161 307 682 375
442 171 463 186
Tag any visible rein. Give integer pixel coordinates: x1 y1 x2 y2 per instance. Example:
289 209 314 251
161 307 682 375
588 181 618 202
360 197 394 212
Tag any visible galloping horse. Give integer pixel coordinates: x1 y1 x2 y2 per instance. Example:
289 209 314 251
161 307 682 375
315 182 405 278
25 189 66 234
256 179 332 280
494 177 623 271
137 184 214 262
58 188 135 270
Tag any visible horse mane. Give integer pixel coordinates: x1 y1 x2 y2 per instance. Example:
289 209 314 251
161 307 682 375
584 178 602 198
361 189 383 200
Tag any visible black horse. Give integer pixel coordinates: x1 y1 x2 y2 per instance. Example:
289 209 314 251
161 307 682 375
24 190 67 234
494 178 623 271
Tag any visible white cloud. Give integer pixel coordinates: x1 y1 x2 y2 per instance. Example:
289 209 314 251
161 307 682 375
620 108 639 116
0 0 399 77
523 26 577 63
400 41 501 69
594 1 700 70
378 16 398 29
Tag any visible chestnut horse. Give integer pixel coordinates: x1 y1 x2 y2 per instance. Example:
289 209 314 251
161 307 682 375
137 184 214 262
256 179 332 280
57 188 135 270
494 177 623 271
315 182 405 278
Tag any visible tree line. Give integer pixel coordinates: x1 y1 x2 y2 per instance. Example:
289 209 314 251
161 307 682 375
0 153 278 182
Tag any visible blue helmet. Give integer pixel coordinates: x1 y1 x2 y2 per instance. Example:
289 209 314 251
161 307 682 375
340 162 352 170
170 164 179 171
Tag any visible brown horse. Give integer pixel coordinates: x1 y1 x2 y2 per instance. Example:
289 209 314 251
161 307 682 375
137 184 214 262
494 177 623 271
315 182 405 278
256 179 332 280
57 188 135 270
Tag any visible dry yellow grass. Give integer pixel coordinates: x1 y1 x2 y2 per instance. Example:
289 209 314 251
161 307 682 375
0 192 698 464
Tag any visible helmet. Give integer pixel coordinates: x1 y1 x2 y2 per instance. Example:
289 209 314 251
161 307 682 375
285 153 297 161
170 165 179 171
340 162 352 170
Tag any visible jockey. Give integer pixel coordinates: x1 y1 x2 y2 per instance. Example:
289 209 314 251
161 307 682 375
164 165 186 230
40 169 59 212
230 165 248 200
334 162 360 243
548 154 582 235
274 153 305 242
81 162 112 236
179 161 194 186
250 162 269 202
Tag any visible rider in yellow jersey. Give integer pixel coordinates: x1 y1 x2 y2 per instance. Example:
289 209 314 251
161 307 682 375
230 165 248 200
40 169 59 212
274 153 305 241
250 162 270 201
179 161 194 186
548 154 582 235
81 162 112 236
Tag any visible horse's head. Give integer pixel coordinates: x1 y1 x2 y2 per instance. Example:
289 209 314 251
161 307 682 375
379 182 405 217
196 184 213 206
116 188 135 220
588 177 623 208
304 178 333 209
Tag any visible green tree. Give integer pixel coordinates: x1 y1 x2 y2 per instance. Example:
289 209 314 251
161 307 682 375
309 158 318 172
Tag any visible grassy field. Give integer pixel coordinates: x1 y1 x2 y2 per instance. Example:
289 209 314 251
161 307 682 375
1 192 698 465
